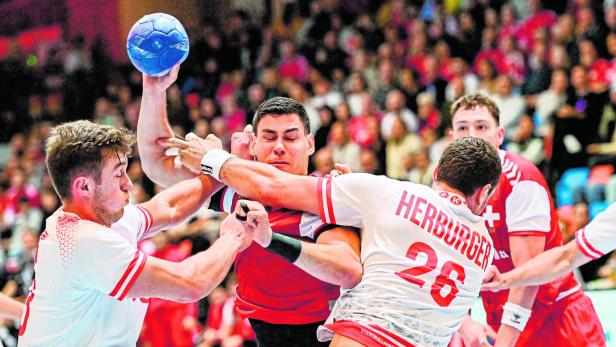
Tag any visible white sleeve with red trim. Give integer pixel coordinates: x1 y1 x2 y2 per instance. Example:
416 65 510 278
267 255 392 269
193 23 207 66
575 202 616 259
68 221 147 301
317 173 385 228
505 181 551 234
120 204 153 241
299 212 331 239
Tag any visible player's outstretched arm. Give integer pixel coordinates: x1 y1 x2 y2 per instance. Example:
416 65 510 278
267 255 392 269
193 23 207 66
492 235 544 347
126 213 253 302
0 292 23 320
239 200 362 288
164 134 319 215
483 240 591 291
138 175 223 237
137 64 197 187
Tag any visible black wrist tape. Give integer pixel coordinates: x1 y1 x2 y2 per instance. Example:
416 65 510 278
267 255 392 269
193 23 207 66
235 202 249 221
266 233 302 263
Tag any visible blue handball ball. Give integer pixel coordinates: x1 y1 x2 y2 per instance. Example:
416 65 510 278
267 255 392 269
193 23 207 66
127 13 189 77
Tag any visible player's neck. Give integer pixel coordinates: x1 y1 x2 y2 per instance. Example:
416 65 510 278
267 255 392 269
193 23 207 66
63 200 103 226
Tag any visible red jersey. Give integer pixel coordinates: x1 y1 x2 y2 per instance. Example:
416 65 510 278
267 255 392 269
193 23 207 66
481 151 580 326
209 187 342 324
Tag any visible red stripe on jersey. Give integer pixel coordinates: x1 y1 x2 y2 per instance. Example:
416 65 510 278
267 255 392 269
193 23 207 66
117 254 147 300
317 177 327 223
580 228 604 257
136 206 153 238
575 229 603 259
508 230 548 237
325 321 416 347
109 251 141 298
368 325 415 347
326 177 336 224
19 278 36 336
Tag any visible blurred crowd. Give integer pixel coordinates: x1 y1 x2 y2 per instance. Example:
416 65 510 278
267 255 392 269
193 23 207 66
2 0 616 345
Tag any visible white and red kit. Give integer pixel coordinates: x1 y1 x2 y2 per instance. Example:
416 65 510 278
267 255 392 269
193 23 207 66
481 150 605 346
576 202 616 259
315 174 494 347
209 187 341 324
18 205 154 347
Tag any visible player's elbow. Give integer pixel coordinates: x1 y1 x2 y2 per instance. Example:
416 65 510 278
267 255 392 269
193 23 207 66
340 263 363 289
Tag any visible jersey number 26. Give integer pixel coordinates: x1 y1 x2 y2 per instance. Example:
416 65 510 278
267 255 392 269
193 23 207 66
396 242 466 307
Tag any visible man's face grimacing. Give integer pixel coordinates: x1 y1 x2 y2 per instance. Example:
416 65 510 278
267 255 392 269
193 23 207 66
250 113 315 175
91 151 133 226
449 106 505 150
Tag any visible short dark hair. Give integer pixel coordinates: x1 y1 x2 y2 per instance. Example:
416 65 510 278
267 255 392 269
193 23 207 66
45 120 135 200
450 93 500 124
437 136 501 196
252 97 310 134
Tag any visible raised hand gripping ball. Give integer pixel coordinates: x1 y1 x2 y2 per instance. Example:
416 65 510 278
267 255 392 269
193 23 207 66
127 13 189 76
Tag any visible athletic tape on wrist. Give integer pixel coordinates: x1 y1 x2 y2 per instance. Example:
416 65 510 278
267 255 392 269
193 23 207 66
265 232 302 263
201 149 235 181
501 302 532 332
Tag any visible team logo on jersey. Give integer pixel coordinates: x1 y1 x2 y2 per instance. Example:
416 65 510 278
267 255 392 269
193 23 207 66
483 205 501 229
450 196 463 205
439 191 449 198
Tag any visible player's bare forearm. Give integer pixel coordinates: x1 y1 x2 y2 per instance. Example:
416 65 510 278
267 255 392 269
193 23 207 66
140 175 223 235
137 69 195 187
500 241 590 288
219 158 320 215
295 227 362 288
495 235 544 346
128 224 246 302
175 235 243 299
0 292 23 320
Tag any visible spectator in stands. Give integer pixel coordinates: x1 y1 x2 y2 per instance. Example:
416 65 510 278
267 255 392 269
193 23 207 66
507 114 545 166
385 116 422 180
311 147 335 177
416 91 441 133
533 69 569 136
381 89 417 141
491 75 528 142
329 121 362 173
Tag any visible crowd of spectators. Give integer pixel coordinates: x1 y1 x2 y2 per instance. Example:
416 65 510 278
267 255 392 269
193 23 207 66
2 0 616 345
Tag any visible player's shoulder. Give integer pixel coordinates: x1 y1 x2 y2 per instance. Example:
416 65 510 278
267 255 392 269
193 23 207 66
501 150 545 185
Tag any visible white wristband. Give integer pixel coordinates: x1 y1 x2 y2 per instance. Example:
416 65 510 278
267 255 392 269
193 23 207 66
501 302 532 332
201 149 235 181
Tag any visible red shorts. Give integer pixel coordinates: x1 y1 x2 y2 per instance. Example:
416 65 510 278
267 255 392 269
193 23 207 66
325 320 417 347
489 291 606 347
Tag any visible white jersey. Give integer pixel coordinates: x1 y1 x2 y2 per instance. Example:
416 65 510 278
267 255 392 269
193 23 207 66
575 202 616 259
18 205 154 347
315 174 494 347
